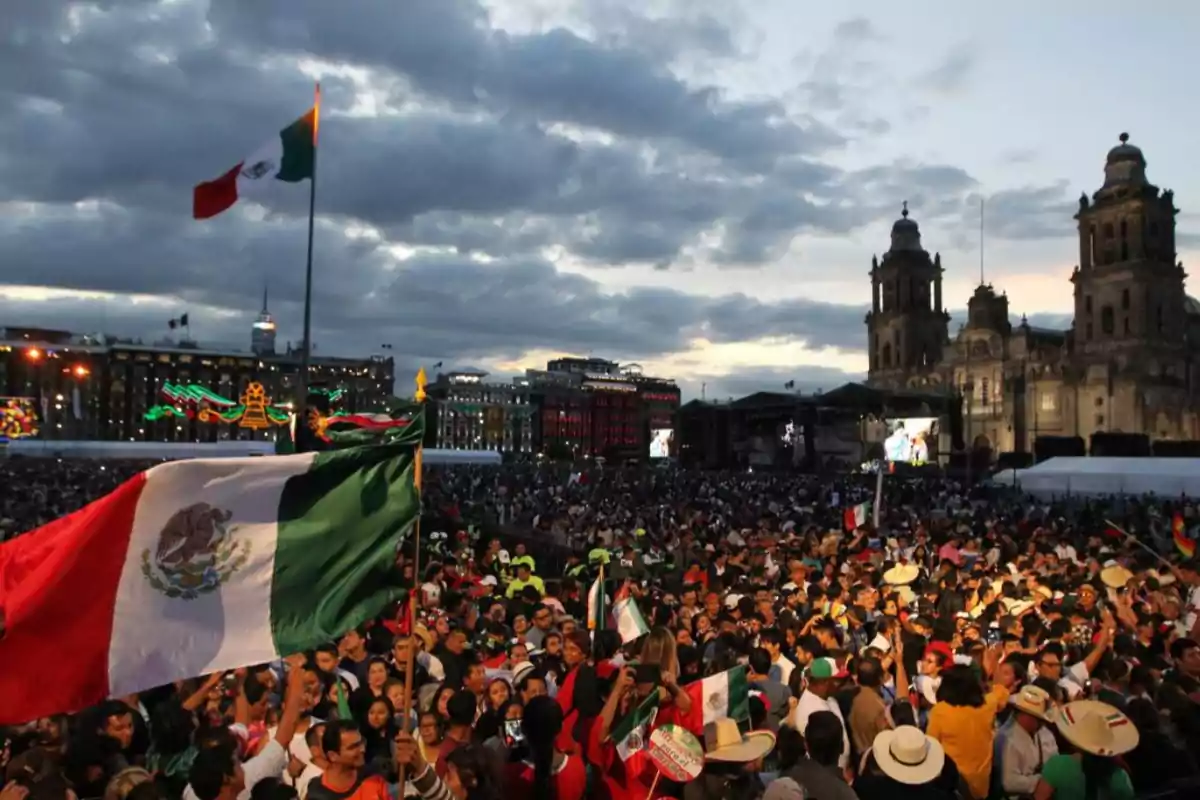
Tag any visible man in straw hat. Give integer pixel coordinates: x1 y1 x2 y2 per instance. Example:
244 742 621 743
996 684 1058 798
683 718 775 800
1035 700 1138 799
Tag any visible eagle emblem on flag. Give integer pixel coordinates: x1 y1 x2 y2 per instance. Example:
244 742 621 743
241 159 274 180
140 503 251 599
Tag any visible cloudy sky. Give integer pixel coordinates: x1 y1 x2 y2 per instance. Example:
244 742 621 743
5 0 1200 400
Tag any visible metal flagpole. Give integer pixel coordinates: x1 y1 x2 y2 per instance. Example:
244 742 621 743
397 368 427 789
300 82 321 412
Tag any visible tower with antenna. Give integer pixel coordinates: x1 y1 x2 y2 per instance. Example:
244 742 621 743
251 284 277 356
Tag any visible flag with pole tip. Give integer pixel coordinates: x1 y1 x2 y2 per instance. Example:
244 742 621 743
193 101 318 220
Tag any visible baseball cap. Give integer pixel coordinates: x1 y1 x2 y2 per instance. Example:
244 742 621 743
806 657 849 680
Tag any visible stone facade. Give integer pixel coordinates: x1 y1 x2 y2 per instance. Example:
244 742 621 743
866 135 1200 453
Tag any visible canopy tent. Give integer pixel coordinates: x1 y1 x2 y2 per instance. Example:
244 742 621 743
1013 457 1200 497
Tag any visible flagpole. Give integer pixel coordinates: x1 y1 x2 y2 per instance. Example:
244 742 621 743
397 368 426 789
300 82 320 412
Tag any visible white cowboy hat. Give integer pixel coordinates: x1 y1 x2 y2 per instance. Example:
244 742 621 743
1146 568 1177 587
1054 700 1139 757
894 585 917 606
872 726 945 785
702 718 776 763
1009 685 1055 722
1100 564 1134 589
883 563 920 586
1002 598 1035 617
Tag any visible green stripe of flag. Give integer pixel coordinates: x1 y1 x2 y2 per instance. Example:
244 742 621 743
270 442 419 654
277 110 316 183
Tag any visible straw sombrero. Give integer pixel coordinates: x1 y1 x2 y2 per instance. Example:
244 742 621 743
883 563 920 586
1009 685 1054 722
1100 564 1134 589
702 718 776 763
872 726 945 785
1054 701 1139 757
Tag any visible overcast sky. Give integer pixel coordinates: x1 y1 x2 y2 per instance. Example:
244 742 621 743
5 0 1199 400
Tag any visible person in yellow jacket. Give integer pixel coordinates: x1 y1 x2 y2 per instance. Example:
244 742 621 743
505 561 545 599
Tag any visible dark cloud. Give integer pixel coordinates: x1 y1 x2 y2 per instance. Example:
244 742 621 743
832 18 881 44
0 0 1080 392
0 202 869 361
678 365 864 403
917 43 978 94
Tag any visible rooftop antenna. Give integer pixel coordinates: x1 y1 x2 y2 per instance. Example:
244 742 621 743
979 196 986 285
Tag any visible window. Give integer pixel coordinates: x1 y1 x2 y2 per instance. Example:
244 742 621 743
1103 223 1114 239
881 343 892 367
1157 305 1164 334
1121 288 1130 310
1123 317 1130 335
1101 306 1114 335
980 377 989 406
1040 391 1057 412
1086 323 1093 340
1085 295 1093 314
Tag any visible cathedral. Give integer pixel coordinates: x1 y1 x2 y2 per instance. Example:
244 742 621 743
865 134 1200 454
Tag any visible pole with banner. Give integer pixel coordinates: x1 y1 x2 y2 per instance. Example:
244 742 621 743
872 462 884 528
299 82 321 418
396 367 427 789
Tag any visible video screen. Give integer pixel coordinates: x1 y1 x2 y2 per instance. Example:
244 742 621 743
883 417 937 465
649 428 674 459
0 396 40 442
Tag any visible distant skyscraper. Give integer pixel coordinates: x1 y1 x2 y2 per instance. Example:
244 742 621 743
251 286 277 355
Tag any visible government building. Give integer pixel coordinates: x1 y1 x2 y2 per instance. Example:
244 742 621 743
866 134 1200 453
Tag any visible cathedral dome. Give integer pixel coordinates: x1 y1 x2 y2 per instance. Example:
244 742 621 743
1101 133 1148 189
889 202 923 251
1106 132 1145 166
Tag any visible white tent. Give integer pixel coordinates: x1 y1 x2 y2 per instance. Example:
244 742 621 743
1015 457 1200 497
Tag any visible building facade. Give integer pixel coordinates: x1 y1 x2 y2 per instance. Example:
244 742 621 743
866 134 1200 452
530 357 681 459
426 370 534 453
0 327 394 442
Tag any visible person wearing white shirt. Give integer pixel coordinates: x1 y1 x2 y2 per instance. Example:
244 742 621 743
792 658 850 771
291 724 328 800
185 655 308 800
761 630 795 686
997 686 1058 798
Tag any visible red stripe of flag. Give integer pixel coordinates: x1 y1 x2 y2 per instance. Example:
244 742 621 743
193 163 242 220
0 473 147 723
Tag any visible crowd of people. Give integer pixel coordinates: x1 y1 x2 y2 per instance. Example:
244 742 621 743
3 457 1200 800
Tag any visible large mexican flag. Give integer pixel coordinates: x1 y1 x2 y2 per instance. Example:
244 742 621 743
0 444 418 723
193 106 316 220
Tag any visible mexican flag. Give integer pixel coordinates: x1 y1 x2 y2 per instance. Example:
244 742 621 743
0 444 419 724
613 582 650 643
682 665 750 736
587 575 606 631
611 691 659 761
843 502 870 531
193 105 317 220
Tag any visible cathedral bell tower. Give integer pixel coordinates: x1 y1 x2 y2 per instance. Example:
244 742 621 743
1072 133 1184 355
866 203 950 389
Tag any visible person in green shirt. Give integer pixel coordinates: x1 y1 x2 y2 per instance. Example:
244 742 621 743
1035 700 1137 800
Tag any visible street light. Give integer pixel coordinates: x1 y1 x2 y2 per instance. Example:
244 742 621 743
25 348 41 361
73 365 90 378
